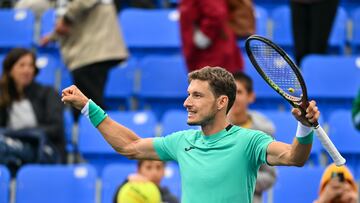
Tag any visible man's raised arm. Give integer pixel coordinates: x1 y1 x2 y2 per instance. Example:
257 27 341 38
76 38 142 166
61 85 160 160
266 100 320 166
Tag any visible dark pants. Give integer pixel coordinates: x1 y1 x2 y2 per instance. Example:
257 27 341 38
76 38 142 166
291 0 339 64
0 129 60 177
71 60 121 121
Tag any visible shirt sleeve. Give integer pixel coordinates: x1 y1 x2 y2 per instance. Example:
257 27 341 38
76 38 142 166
248 131 274 168
153 131 185 161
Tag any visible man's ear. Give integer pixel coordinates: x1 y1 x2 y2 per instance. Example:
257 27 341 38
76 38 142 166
248 91 256 104
217 95 229 111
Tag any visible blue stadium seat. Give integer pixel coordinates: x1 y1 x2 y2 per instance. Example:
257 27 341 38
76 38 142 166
271 6 293 53
119 9 181 56
238 6 268 48
102 162 181 203
138 56 188 119
39 9 60 53
78 111 157 172
244 57 288 110
35 54 60 87
273 166 324 203
101 163 137 203
161 110 199 136
0 54 4 75
16 164 97 203
0 165 10 203
302 55 360 120
40 9 56 38
64 108 74 153
328 110 360 178
105 59 137 110
255 6 268 37
262 110 322 165
351 8 360 53
328 7 347 54
0 9 34 51
60 64 73 91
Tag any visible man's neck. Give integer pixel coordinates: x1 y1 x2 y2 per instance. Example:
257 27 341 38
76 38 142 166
201 114 230 136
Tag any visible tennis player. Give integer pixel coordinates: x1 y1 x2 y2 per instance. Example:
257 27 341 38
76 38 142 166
61 66 319 203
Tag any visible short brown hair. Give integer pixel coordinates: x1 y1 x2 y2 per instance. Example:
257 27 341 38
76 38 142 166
188 66 236 113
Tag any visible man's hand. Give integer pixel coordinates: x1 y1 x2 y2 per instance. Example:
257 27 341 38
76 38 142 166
39 34 53 46
61 85 89 110
193 28 212 49
292 100 320 127
316 179 359 203
128 173 149 182
55 18 71 36
316 179 344 203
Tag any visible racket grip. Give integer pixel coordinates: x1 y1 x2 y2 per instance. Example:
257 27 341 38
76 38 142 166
314 125 346 166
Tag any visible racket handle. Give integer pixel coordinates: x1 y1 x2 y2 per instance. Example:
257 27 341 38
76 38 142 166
314 125 346 166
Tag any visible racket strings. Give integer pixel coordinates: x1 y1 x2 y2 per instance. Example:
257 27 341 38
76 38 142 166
249 42 303 100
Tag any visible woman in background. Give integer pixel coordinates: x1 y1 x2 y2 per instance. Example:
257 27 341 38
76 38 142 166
0 48 65 175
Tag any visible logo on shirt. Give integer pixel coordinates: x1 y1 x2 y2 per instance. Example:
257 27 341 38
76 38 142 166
184 146 196 152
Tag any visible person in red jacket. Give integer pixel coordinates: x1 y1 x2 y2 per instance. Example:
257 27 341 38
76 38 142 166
179 0 244 73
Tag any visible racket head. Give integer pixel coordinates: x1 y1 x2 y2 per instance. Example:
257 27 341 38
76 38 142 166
245 35 308 108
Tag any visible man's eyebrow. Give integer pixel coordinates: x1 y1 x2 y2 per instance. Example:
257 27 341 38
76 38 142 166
192 91 204 95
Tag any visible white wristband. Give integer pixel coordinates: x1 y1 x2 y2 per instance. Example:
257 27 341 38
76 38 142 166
295 122 313 138
81 99 90 118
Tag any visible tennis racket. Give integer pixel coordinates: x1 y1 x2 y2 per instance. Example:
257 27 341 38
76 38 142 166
245 35 345 166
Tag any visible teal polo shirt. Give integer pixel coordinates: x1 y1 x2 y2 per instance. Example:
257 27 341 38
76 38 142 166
153 125 274 203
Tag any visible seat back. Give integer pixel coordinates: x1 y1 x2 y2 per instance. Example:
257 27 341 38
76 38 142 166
0 165 10 203
16 164 97 203
0 9 34 51
273 166 324 203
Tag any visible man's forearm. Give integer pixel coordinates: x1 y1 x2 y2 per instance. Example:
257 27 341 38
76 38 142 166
288 122 314 166
268 123 313 166
288 139 312 166
97 117 141 153
81 99 141 155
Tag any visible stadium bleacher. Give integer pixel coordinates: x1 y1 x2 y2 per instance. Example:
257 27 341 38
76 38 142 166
328 110 360 178
272 166 325 203
0 9 34 53
0 165 10 203
301 55 360 120
16 164 97 203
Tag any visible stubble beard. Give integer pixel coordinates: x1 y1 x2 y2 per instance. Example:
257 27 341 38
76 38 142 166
187 107 218 127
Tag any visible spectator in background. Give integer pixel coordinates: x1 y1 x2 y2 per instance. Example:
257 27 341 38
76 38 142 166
352 90 360 130
228 72 276 203
179 0 244 74
313 163 358 203
227 0 255 39
0 48 65 175
291 0 339 64
113 160 179 203
15 0 52 19
41 0 128 121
